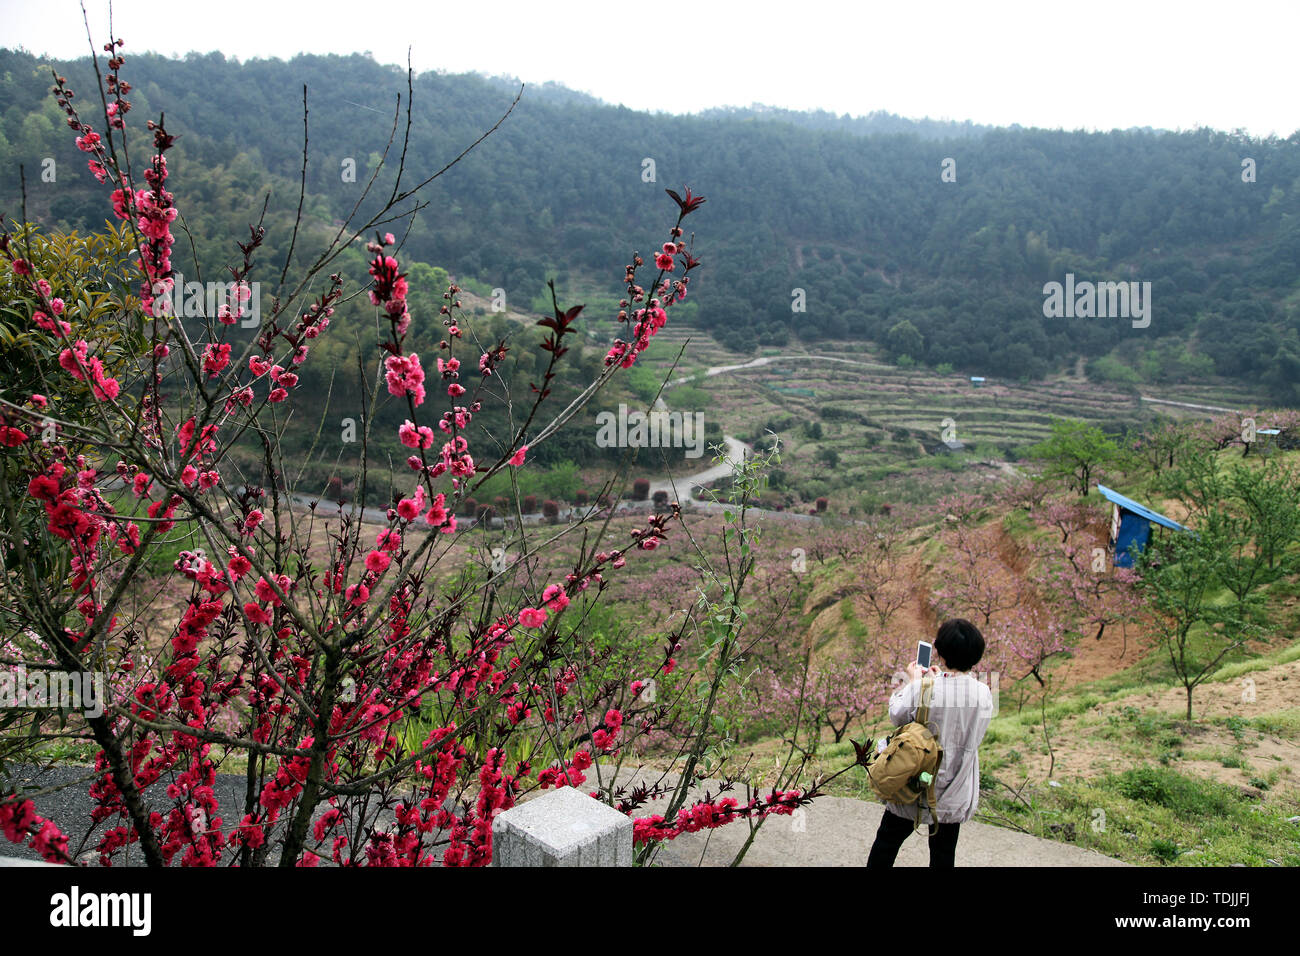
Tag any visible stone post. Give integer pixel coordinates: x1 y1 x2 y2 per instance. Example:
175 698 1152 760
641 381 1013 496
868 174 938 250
492 786 633 866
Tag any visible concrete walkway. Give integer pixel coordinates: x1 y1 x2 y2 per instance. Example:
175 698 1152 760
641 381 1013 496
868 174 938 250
2 763 1127 867
654 792 1129 867
594 767 1128 867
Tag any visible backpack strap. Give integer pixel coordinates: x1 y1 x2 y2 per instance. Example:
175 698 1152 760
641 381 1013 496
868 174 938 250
922 780 940 836
913 676 940 835
910 774 940 835
916 674 935 728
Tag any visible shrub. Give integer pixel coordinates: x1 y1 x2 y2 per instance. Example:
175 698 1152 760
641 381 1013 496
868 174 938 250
542 499 560 523
523 494 538 513
669 386 710 411
1148 838 1181 863
1110 766 1242 817
819 406 864 423
632 478 650 500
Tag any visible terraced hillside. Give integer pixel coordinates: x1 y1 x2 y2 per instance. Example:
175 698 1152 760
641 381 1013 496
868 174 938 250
619 319 1283 514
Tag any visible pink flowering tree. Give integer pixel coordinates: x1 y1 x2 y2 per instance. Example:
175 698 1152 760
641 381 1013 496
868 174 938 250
929 496 1022 628
1034 538 1143 645
985 604 1072 776
1026 496 1142 646
761 645 895 752
991 605 1071 689
1127 420 1196 475
615 447 823 865
1031 498 1098 545
1187 409 1299 458
0 35 821 866
857 519 910 629
800 518 909 628
927 492 1083 736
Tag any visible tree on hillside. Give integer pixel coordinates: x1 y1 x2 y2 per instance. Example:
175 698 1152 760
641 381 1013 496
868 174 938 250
930 518 1022 627
995 474 1053 512
1032 498 1098 544
885 319 924 364
1158 445 1300 579
1210 508 1281 619
1029 419 1120 497
1229 458 1300 573
764 647 893 751
1128 420 1197 475
988 605 1072 776
1262 335 1300 406
1155 441 1226 518
857 524 910 629
1135 521 1258 720
1038 540 1143 643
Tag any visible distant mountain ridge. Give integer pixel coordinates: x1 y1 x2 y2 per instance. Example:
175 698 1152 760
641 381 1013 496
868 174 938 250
1 48 1297 403
696 104 992 140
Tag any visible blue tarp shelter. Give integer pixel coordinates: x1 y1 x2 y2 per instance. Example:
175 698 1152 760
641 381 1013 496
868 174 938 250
1096 484 1189 568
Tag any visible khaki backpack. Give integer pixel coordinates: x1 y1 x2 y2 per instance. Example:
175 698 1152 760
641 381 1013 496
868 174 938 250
864 675 943 834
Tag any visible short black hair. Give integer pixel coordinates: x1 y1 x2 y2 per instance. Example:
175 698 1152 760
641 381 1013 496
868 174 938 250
934 619 985 671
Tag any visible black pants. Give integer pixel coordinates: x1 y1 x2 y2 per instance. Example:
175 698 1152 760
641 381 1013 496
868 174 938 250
866 808 961 868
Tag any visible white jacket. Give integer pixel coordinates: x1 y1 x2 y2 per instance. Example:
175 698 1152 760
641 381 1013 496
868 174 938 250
884 673 994 825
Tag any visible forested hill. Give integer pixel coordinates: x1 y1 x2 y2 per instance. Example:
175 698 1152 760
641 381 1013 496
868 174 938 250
2 48 1298 402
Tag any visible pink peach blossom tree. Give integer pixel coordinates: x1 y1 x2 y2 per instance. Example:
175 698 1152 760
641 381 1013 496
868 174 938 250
0 34 824 866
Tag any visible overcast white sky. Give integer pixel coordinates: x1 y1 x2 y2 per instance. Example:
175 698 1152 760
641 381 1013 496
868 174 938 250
2 0 1296 136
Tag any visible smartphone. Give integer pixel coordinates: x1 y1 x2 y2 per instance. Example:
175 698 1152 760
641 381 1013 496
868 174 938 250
916 641 933 668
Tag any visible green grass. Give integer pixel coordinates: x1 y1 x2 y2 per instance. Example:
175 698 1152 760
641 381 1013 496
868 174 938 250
815 746 1297 866
1000 507 1035 539
1207 642 1300 684
978 768 1298 866
837 600 870 644
1251 708 1300 737
1111 765 1240 816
